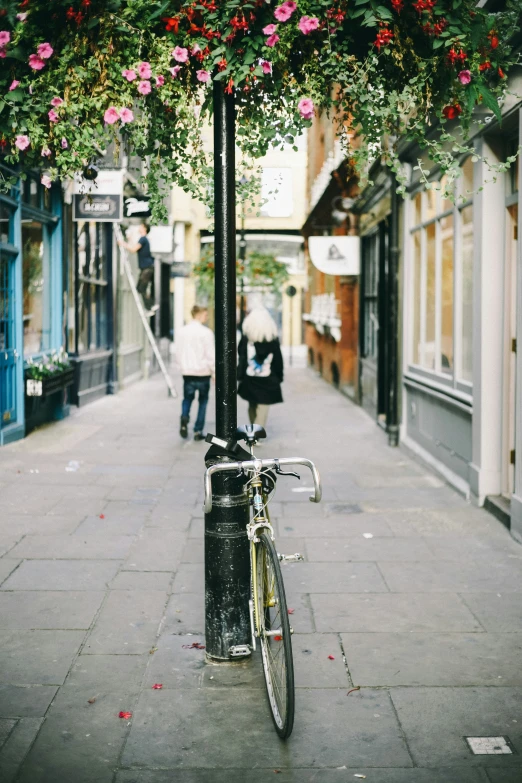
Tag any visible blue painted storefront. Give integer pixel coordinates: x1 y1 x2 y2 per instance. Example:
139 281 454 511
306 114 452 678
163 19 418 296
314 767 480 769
0 167 64 445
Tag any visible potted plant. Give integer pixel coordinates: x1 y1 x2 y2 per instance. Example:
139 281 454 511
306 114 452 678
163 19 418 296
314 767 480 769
25 348 74 398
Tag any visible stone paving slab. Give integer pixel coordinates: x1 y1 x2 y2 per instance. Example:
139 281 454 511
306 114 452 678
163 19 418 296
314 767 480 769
15 686 138 783
0 718 44 783
275 515 395 537
74 514 146 536
65 653 149 689
163 593 204 634
0 514 82 536
122 688 412 769
390 687 522 767
0 685 58 717
459 593 522 632
0 630 85 684
7 534 135 560
83 590 168 655
310 593 483 633
485 771 522 782
282 561 389 593
0 559 21 586
115 769 489 783
123 530 186 571
1 559 121 591
378 560 522 593
304 536 435 561
109 571 173 591
342 633 522 686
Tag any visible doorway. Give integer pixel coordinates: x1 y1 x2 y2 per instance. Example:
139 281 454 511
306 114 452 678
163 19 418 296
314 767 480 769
359 223 388 421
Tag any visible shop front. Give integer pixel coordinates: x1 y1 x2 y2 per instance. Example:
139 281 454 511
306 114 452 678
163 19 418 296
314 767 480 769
1 167 66 444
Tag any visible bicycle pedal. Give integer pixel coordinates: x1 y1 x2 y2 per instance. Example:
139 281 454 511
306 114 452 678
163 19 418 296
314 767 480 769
278 553 304 562
228 645 252 658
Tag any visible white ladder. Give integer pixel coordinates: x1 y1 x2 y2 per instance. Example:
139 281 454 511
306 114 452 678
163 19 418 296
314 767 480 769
114 224 177 399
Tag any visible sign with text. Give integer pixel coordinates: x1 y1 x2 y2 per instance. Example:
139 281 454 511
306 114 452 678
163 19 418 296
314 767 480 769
124 195 152 219
73 169 124 195
73 194 122 222
308 235 360 276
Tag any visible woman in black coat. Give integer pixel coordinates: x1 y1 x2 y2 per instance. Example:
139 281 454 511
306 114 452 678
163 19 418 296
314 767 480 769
237 306 284 428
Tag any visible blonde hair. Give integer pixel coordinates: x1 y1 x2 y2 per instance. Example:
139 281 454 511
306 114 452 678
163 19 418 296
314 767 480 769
242 307 279 343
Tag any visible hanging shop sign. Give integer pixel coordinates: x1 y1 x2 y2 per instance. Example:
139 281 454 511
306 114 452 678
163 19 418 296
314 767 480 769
73 193 122 222
73 169 124 195
124 195 152 219
308 235 360 276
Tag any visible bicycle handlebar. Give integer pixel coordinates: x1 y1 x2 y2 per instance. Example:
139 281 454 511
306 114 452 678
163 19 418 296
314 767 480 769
203 457 322 514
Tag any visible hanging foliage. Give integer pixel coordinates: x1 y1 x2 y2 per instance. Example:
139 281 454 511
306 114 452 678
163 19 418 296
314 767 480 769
193 247 289 299
0 0 520 217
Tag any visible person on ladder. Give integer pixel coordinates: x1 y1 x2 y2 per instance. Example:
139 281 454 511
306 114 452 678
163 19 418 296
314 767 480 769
118 222 159 317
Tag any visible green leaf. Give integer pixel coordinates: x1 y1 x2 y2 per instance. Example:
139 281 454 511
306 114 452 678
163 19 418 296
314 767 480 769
479 84 502 123
148 1 170 22
0 101 5 115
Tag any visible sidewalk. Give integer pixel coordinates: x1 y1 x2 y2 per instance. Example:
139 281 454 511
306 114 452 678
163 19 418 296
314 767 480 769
1 367 521 783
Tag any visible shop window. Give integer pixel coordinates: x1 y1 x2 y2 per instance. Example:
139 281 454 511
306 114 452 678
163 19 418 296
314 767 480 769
331 362 340 388
0 201 13 245
23 221 48 356
410 158 473 386
308 347 314 367
76 221 110 353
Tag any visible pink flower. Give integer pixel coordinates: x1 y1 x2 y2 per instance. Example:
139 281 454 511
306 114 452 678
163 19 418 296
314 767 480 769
28 54 46 70
51 98 64 108
37 42 53 59
266 34 280 47
458 69 472 85
137 80 151 95
0 49 6 58
169 66 181 78
15 135 30 151
138 61 152 79
260 60 272 75
155 74 165 87
172 46 188 63
274 1 297 22
61 137 68 149
298 16 319 34
41 175 52 189
104 106 120 124
196 70 211 83
0 31 10 46
263 24 278 35
9 80 20 91
191 44 201 55
119 107 134 124
41 147 51 157
16 13 28 21
48 109 59 123
122 69 137 82
298 97 314 120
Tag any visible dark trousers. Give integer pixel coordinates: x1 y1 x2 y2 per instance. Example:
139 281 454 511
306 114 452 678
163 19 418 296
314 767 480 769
182 376 211 433
137 268 154 310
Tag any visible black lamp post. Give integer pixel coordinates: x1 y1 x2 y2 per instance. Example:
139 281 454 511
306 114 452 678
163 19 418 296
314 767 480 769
204 84 251 661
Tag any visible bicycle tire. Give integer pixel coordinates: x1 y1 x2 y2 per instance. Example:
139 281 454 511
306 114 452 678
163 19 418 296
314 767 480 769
254 530 295 739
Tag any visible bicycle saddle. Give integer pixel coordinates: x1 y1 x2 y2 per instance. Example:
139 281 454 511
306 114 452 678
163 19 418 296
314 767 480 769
236 424 266 444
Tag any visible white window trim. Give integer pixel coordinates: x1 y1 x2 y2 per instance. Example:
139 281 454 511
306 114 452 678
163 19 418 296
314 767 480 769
407 167 474 394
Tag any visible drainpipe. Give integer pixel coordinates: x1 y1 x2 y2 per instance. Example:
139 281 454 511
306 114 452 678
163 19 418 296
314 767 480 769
387 173 400 447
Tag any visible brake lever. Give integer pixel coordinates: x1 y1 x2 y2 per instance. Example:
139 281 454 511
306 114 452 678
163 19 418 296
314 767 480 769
274 460 300 481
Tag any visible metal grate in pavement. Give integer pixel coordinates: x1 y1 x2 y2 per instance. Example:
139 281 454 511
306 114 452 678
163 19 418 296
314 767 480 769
465 737 513 755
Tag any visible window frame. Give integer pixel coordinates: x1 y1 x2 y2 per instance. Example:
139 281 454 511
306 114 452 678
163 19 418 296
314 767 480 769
407 160 474 398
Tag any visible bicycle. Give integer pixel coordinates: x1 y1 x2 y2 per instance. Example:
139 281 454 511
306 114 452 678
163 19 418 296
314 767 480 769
203 424 322 739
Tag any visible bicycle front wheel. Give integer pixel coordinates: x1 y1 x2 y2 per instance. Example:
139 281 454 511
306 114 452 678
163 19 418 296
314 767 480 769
254 531 295 739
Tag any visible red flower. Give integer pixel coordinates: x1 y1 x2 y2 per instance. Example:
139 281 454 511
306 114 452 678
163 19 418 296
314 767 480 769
498 67 506 78
217 58 227 72
442 103 462 120
413 0 436 12
152 683 163 690
479 61 492 71
225 78 234 95
162 17 179 33
433 18 447 35
391 0 404 11
230 15 249 31
66 6 76 20
490 35 499 49
447 47 466 65
118 711 132 719
374 27 394 50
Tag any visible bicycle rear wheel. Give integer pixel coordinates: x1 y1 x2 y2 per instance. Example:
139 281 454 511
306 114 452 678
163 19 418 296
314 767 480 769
254 530 295 739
